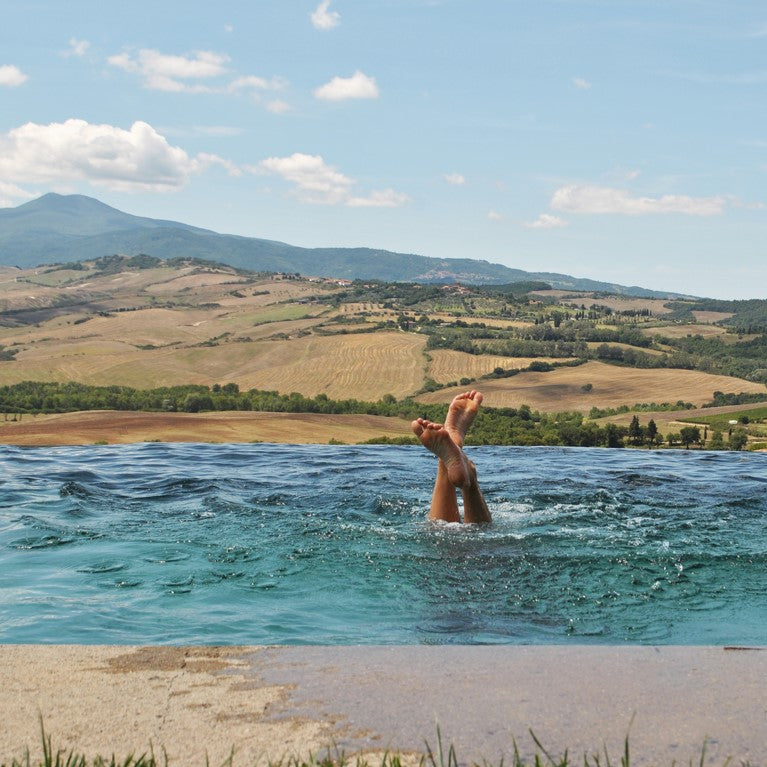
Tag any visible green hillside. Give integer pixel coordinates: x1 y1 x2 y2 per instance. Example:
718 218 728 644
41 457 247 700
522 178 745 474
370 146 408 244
0 193 687 296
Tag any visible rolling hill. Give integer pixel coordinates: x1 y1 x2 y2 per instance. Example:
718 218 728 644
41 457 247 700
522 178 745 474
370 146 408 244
0 193 687 297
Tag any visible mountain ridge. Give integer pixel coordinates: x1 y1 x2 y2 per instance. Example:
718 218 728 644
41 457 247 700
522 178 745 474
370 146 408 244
0 193 691 298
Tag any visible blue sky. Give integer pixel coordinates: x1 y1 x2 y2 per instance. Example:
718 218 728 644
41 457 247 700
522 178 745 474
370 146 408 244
1 1 765 299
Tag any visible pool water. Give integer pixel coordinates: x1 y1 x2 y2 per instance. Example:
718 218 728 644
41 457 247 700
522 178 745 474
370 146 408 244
1 443 765 645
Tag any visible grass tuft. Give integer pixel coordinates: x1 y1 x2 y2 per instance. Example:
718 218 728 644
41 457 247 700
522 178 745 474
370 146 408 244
1 720 754 767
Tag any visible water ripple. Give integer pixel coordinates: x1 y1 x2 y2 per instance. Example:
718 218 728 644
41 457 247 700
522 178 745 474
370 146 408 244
0 444 765 645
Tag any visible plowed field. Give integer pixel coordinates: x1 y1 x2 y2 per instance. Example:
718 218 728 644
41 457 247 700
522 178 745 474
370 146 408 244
417 361 767 412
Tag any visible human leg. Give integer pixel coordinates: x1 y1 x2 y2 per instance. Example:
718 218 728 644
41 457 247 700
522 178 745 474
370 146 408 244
444 390 491 522
460 459 492 524
412 390 491 524
428 458 460 523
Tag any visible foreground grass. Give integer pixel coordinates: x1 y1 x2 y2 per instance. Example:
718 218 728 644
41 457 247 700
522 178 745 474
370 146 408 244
1 724 746 767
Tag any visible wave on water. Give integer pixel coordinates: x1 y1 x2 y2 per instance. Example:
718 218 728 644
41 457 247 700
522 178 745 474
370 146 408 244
0 443 765 645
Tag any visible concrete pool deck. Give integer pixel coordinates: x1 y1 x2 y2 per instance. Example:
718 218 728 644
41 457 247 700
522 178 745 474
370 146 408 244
1 645 766 766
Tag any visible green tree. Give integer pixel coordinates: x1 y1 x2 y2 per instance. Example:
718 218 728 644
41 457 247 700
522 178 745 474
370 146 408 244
709 430 725 450
679 425 701 449
605 423 625 448
628 415 644 445
183 393 213 413
729 428 749 451
646 419 658 444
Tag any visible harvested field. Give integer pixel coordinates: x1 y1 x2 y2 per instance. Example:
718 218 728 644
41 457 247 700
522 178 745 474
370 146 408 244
692 310 734 323
228 332 427 399
528 289 587 300
84 267 182 292
592 402 767 444
0 332 428 400
416 361 767 412
580 297 674 315
642 324 729 339
585 341 665 356
0 410 414 446
335 302 387 314
529 291 674 315
143 271 249 292
0 312 322 352
642 325 759 345
426 349 567 383
429 313 532 329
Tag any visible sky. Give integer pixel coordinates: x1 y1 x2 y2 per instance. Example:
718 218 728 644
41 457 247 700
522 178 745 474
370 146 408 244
1 0 766 299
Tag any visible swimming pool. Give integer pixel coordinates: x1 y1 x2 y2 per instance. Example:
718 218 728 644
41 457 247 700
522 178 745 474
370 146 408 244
1 443 765 644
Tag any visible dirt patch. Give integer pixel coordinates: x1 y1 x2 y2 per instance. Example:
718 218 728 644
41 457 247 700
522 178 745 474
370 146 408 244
105 646 243 675
642 323 728 339
692 310 734 323
0 410 414 446
0 645 328 766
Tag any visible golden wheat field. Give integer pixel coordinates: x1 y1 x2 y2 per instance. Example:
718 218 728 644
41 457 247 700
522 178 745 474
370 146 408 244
641 323 728 339
584 341 666 356
0 410 414 446
0 330 428 401
416 360 767 412
3 263 765 422
426 349 567 383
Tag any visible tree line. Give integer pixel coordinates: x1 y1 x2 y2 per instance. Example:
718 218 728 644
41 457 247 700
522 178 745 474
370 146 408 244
0 381 754 449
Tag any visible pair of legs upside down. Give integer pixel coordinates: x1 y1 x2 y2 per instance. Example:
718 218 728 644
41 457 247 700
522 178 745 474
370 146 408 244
411 390 492 524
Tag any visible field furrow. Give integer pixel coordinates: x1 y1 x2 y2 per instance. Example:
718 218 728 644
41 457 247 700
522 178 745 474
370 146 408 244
417 360 767 411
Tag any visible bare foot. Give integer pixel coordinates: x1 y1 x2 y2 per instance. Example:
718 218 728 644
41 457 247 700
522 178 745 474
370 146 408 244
444 390 483 447
411 418 470 488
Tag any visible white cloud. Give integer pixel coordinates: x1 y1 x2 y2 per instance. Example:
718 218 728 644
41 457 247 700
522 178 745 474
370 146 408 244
0 181 36 208
108 48 285 101
67 38 90 57
314 70 379 101
311 0 341 30
109 49 229 92
550 185 726 216
259 153 351 205
0 119 230 193
524 213 567 229
228 74 286 93
444 173 465 186
487 209 502 220
257 152 407 207
573 77 591 90
267 100 292 114
728 195 766 211
0 65 28 87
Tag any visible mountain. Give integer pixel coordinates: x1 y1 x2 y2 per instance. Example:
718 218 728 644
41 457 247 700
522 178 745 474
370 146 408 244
0 193 686 297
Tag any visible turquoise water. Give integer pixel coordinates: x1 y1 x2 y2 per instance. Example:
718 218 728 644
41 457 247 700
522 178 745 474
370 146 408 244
1 443 765 645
